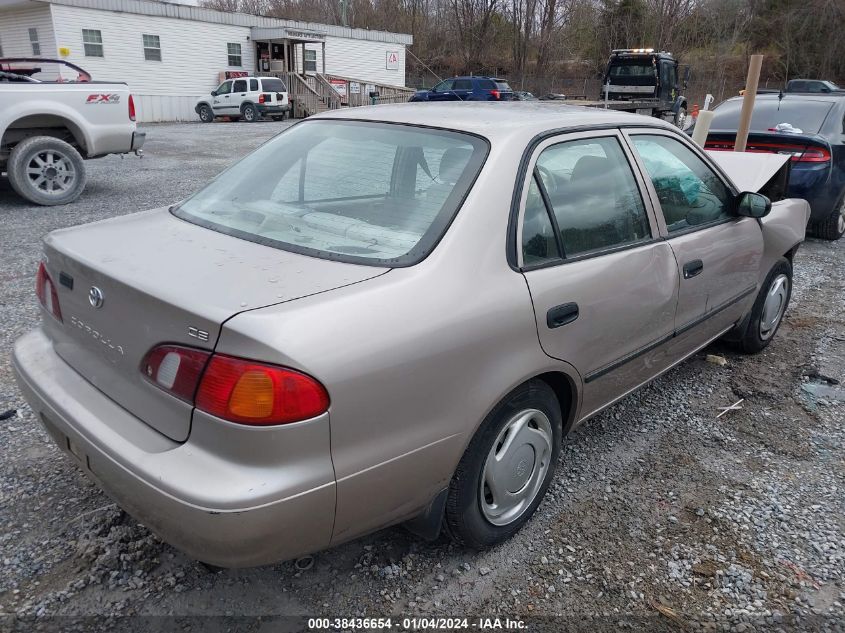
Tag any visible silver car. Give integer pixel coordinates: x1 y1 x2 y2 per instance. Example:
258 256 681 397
13 103 809 567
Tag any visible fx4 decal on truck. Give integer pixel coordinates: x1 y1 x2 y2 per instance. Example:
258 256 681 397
86 93 121 104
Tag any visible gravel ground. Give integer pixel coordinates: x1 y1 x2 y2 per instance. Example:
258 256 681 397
1 121 843 632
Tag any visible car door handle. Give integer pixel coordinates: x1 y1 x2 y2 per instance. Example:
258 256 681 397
683 259 704 279
224 95 230 98
547 302 579 329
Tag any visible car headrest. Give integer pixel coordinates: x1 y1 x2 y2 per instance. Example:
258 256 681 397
438 147 472 185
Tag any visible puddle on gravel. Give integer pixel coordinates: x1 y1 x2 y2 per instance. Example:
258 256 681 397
801 380 845 402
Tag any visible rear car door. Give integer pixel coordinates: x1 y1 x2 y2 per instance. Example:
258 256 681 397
451 78 473 100
211 80 233 115
624 130 764 348
229 78 248 114
518 130 680 419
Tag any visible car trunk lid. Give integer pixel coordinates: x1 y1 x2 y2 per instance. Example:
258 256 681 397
40 208 387 441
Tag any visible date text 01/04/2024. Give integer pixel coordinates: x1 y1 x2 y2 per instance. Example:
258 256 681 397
307 617 528 630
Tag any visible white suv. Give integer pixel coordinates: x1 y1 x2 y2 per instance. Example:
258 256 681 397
196 76 291 123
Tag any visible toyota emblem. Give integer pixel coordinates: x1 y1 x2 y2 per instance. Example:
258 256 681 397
88 286 104 309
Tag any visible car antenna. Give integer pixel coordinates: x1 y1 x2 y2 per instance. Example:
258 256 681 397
777 89 784 111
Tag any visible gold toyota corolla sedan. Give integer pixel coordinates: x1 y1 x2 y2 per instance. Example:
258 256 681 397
13 103 809 567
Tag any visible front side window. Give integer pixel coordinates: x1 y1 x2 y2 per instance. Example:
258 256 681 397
82 29 103 57
631 134 732 233
215 81 232 95
227 42 242 67
433 79 454 92
532 136 650 257
173 121 487 266
142 34 161 61
303 49 317 72
28 28 40 56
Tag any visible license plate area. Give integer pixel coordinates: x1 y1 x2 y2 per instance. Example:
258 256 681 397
67 436 91 470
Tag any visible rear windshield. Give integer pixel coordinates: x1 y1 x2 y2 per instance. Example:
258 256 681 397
260 78 287 92
495 81 512 91
710 98 834 134
173 120 487 266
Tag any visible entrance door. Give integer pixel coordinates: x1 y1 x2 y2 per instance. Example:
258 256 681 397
625 130 764 348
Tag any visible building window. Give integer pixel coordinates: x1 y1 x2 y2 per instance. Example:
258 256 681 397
227 42 242 67
82 29 104 57
28 28 40 56
304 49 317 72
142 34 161 61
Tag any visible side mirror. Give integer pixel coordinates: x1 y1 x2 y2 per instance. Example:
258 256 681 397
821 86 831 93
735 191 772 218
210 90 218 96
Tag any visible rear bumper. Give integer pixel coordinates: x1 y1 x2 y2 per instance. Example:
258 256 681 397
131 131 145 151
12 328 336 567
256 104 291 115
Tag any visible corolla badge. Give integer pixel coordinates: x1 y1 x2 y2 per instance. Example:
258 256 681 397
88 286 104 309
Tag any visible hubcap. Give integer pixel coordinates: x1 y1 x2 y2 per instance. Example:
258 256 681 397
480 409 553 526
838 200 845 234
25 150 75 196
760 273 789 340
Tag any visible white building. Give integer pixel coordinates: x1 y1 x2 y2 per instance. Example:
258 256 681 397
0 0 412 121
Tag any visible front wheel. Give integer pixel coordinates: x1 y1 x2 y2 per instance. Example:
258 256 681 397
241 103 258 122
815 196 845 241
7 136 86 206
198 104 214 123
738 258 792 354
444 380 561 548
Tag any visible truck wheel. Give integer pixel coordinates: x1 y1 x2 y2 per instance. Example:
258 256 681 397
241 103 258 122
814 196 845 241
198 105 214 123
7 136 86 206
674 106 687 129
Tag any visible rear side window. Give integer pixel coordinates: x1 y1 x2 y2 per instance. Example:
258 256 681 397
453 79 472 90
522 176 560 265
261 78 287 92
174 121 488 266
495 81 512 91
478 79 496 89
710 98 834 134
631 135 732 232
233 79 247 92
531 137 650 257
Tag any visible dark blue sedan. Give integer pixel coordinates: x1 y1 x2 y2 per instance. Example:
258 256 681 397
704 93 845 240
409 76 514 102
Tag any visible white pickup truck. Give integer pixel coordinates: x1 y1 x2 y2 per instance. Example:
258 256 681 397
0 58 145 205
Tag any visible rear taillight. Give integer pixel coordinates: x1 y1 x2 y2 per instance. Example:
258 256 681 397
141 345 330 425
128 94 136 121
141 345 211 402
491 89 501 100
259 93 266 104
705 139 831 163
36 262 62 322
196 355 330 425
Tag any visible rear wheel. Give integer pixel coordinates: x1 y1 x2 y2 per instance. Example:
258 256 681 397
241 103 258 122
674 106 688 129
738 258 792 354
7 136 86 206
198 104 214 123
444 380 561 548
815 196 845 241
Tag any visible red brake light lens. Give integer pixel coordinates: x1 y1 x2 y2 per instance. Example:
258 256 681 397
128 94 136 121
36 262 63 322
258 93 266 104
705 139 831 163
195 355 330 425
491 89 501 100
141 345 211 402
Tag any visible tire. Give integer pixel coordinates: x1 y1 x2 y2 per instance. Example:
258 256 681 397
241 103 258 122
444 379 562 549
7 136 86 206
738 258 792 354
814 196 845 241
198 104 214 123
674 106 688 129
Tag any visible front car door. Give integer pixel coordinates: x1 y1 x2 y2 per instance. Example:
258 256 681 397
518 130 681 419
212 80 233 115
428 79 454 101
624 129 764 349
229 78 248 114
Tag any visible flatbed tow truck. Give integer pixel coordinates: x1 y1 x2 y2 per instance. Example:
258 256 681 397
575 49 690 128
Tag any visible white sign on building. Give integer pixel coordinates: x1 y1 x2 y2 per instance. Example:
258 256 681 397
386 50 399 70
